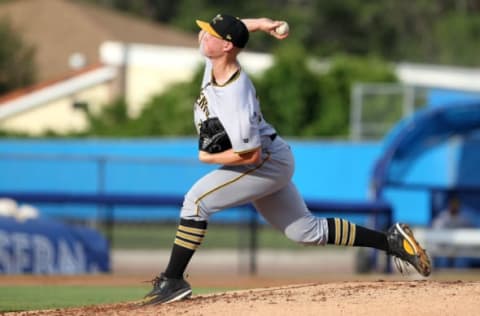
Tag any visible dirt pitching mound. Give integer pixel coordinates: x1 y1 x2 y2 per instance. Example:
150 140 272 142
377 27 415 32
8 280 480 316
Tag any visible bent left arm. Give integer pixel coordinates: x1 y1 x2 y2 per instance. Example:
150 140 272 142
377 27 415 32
199 148 261 165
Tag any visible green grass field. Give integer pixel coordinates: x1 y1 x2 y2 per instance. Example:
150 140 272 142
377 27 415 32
0 285 227 312
99 223 300 250
0 223 338 312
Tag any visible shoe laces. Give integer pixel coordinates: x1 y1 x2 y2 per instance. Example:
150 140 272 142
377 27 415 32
145 273 189 288
145 273 168 288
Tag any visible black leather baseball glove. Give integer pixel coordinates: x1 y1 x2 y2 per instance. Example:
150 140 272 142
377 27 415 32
198 117 232 153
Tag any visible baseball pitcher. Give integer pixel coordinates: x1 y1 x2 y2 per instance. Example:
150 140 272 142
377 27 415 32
141 14 431 305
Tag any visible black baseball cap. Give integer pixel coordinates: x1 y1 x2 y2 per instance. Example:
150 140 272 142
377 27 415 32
196 14 249 48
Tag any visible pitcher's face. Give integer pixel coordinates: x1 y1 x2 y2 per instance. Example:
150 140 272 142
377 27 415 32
198 30 229 58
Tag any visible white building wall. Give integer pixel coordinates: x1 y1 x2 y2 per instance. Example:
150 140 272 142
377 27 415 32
0 82 114 135
100 41 273 117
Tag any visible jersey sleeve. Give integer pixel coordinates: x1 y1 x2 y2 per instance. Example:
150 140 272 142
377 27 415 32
216 87 262 153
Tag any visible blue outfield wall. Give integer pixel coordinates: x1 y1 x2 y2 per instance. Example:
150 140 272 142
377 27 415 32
0 217 109 274
0 138 439 225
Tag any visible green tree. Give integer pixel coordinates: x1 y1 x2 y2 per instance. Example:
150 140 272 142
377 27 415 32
79 0 480 66
85 98 130 136
309 55 397 137
131 75 200 136
255 47 397 138
309 0 480 66
254 43 321 136
433 13 480 66
0 19 36 95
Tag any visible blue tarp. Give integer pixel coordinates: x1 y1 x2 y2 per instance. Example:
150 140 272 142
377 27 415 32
0 217 109 274
372 101 480 198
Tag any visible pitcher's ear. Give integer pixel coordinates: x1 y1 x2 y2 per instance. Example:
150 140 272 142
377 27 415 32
223 40 235 52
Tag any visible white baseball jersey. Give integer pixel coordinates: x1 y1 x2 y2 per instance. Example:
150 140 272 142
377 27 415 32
182 58 328 247
194 59 276 153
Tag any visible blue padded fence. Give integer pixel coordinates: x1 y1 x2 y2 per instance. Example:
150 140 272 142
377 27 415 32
0 191 393 274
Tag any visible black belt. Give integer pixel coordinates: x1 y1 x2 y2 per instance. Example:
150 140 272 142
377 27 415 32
269 133 277 141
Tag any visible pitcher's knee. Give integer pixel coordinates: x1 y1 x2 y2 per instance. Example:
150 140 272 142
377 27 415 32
180 191 210 221
284 217 328 246
284 229 321 245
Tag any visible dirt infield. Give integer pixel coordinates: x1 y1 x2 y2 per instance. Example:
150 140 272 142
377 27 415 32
3 275 480 316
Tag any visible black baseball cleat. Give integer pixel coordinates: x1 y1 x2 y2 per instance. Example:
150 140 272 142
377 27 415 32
140 273 192 305
386 223 432 277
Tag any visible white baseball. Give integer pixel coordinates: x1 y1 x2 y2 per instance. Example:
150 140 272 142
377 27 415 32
275 22 289 35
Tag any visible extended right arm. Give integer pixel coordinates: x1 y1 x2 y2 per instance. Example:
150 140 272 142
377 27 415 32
241 18 289 39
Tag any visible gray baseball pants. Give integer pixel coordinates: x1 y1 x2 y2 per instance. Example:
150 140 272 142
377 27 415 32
180 135 328 246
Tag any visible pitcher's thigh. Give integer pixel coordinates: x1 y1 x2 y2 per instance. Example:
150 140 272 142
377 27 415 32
181 166 285 220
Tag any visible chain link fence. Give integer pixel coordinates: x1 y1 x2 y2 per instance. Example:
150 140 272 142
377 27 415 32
350 83 428 141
